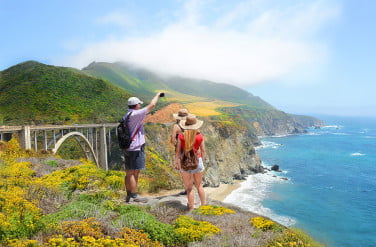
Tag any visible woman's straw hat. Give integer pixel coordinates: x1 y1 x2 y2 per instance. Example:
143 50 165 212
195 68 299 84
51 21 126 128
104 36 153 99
173 108 189 120
179 114 203 130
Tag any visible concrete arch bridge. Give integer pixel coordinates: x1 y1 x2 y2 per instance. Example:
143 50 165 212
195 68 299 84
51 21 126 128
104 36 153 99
0 123 119 170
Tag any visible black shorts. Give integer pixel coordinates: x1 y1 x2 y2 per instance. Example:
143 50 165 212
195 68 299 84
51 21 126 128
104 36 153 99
124 145 145 170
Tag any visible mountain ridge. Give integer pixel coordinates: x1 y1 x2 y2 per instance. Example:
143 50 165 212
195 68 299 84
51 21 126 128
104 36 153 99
82 61 275 109
81 61 323 137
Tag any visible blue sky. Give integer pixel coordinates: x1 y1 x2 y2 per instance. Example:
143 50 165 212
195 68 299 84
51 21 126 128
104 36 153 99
1 0 375 117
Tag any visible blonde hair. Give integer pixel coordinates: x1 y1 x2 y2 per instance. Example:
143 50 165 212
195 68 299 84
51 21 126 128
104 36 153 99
183 129 198 151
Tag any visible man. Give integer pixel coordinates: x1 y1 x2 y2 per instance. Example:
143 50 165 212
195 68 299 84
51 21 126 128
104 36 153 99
124 92 163 203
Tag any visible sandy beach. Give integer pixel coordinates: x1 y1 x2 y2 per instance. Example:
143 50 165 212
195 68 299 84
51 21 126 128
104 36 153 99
145 180 242 202
204 180 241 201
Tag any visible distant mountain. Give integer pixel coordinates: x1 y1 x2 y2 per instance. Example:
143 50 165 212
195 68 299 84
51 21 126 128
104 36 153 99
81 62 167 101
82 61 323 135
82 62 274 109
0 61 131 125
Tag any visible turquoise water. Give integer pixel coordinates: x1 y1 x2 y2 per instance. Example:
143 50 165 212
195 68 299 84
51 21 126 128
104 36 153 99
224 115 376 247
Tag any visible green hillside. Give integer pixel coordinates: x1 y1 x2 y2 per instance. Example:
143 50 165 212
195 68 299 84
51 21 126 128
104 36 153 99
0 61 131 125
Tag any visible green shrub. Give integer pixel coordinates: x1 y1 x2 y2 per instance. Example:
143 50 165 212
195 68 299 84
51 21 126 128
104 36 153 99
44 160 58 167
114 205 182 246
174 215 221 243
265 228 326 247
194 205 236 216
250 216 283 232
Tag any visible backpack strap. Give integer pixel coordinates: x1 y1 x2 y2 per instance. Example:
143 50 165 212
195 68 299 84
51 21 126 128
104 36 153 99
127 111 142 141
124 111 133 121
131 125 141 141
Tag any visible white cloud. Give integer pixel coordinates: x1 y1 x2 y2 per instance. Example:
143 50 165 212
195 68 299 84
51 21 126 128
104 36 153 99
65 0 340 87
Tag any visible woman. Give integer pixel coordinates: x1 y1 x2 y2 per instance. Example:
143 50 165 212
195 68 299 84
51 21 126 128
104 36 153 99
170 108 189 146
174 114 206 211
171 108 190 196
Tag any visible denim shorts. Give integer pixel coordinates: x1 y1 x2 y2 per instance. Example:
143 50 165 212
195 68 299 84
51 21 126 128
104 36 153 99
124 146 145 170
181 158 205 174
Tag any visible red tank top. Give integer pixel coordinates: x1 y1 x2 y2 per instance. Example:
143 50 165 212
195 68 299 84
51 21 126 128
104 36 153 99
178 133 203 157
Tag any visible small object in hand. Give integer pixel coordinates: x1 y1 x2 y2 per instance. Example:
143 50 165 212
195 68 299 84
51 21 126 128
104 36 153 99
160 92 165 97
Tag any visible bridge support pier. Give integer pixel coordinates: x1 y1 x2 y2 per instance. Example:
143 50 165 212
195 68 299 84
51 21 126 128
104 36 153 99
20 125 31 150
98 126 108 170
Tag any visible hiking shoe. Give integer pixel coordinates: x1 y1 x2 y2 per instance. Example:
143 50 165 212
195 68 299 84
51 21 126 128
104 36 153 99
126 192 137 203
178 190 187 195
130 193 138 198
133 195 148 203
125 193 148 203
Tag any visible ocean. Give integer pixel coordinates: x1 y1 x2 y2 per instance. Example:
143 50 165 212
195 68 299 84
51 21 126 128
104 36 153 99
224 115 376 247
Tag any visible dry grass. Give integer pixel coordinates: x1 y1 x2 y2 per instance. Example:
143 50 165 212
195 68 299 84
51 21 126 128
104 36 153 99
185 101 240 117
145 102 184 123
158 90 206 103
145 99 240 124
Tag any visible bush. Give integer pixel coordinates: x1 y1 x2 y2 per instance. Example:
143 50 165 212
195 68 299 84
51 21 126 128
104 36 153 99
44 160 58 167
194 205 236 216
250 216 283 232
174 215 221 243
265 228 326 247
114 205 182 246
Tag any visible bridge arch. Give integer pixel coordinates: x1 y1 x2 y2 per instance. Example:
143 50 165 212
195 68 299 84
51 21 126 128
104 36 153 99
52 131 99 167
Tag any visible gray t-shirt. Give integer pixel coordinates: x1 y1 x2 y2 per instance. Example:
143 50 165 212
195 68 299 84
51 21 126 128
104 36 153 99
123 108 147 151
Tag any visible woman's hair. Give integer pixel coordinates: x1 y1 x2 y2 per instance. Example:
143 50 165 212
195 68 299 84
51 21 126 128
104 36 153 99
184 129 198 151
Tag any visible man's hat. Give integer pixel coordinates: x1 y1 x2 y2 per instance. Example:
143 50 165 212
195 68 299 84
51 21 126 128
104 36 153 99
128 97 143 106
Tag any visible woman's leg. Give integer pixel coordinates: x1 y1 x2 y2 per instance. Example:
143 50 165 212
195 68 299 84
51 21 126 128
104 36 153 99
193 172 206 206
181 171 194 210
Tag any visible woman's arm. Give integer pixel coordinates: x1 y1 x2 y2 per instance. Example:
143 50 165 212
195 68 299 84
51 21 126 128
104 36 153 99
199 139 206 161
170 124 179 145
174 138 182 170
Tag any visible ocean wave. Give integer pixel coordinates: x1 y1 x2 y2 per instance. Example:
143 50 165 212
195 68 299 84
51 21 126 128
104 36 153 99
365 136 376 139
331 132 350 135
351 152 366 156
223 172 296 227
256 140 282 150
271 134 290 138
306 132 322 135
323 125 343 129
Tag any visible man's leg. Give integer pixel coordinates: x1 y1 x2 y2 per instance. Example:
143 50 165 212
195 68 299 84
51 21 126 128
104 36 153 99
125 169 138 193
124 148 147 203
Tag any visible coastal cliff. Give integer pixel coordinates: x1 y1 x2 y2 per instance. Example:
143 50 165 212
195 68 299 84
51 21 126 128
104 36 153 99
219 106 324 138
145 103 323 188
145 121 263 188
